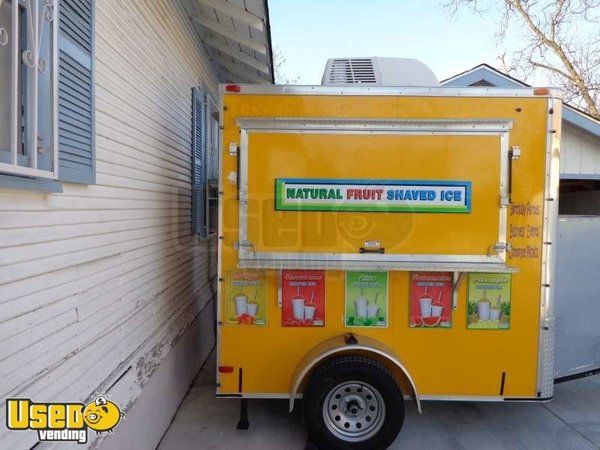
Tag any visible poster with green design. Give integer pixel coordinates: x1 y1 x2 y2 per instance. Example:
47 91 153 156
345 271 388 327
467 273 511 330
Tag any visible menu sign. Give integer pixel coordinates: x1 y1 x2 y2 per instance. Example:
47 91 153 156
281 270 325 327
275 178 471 213
224 270 267 326
345 271 388 327
467 273 512 330
409 272 453 328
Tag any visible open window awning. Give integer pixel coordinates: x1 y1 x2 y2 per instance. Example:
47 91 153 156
183 0 274 84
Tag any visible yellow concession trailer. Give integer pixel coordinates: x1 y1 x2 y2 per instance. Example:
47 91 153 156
216 83 561 449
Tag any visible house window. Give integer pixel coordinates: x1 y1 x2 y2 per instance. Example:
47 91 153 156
0 0 58 179
206 96 219 235
559 179 600 216
191 87 219 237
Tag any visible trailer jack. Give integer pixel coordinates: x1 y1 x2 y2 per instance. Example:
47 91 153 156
236 398 249 430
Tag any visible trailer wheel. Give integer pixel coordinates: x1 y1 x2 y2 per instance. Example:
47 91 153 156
302 355 404 450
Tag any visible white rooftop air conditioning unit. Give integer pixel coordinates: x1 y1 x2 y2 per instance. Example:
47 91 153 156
322 57 439 87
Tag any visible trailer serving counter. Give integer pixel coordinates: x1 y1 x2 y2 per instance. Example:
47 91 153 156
215 84 561 449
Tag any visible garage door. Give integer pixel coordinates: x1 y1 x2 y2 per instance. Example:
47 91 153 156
555 216 600 379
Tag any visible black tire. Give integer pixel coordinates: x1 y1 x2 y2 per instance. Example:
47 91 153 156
302 355 404 450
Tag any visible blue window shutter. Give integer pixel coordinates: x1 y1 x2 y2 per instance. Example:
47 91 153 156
57 0 95 184
192 88 207 237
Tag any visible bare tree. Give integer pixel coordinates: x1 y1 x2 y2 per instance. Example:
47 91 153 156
445 0 600 118
273 46 300 85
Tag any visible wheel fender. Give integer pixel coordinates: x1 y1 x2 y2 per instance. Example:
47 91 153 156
289 334 421 414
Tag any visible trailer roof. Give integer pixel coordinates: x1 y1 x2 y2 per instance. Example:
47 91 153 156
220 84 556 98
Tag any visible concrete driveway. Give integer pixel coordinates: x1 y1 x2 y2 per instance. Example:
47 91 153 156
159 351 600 450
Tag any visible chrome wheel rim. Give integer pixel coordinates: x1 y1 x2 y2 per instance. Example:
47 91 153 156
322 381 385 442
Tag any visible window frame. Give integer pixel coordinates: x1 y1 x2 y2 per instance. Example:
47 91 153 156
191 87 219 239
205 95 219 238
0 0 58 180
559 178 600 216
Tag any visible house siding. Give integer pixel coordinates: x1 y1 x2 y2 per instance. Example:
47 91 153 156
561 122 600 177
0 0 218 447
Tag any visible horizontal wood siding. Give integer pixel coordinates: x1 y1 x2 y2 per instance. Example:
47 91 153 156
0 0 218 447
561 123 600 177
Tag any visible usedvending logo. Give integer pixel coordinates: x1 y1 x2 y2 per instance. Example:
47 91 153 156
6 396 123 444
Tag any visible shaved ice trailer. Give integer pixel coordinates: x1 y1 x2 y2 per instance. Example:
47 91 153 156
216 63 561 449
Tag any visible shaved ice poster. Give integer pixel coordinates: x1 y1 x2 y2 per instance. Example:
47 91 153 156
409 272 453 328
345 272 388 327
281 270 325 327
467 273 512 330
225 270 267 326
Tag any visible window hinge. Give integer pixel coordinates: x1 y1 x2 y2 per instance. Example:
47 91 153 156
234 240 253 250
0 27 8 46
229 142 239 156
510 146 522 160
489 242 511 255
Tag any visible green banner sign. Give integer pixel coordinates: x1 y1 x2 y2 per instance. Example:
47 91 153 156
275 178 472 213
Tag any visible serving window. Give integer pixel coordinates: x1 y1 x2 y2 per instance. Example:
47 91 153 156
236 118 513 272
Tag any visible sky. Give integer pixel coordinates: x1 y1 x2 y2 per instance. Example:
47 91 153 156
268 0 526 85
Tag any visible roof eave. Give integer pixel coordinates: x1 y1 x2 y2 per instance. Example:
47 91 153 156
184 0 274 85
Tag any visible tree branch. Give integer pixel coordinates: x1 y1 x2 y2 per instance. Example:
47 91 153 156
506 0 599 116
528 60 574 81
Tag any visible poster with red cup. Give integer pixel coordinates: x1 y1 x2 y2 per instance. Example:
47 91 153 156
409 272 453 328
281 270 325 327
